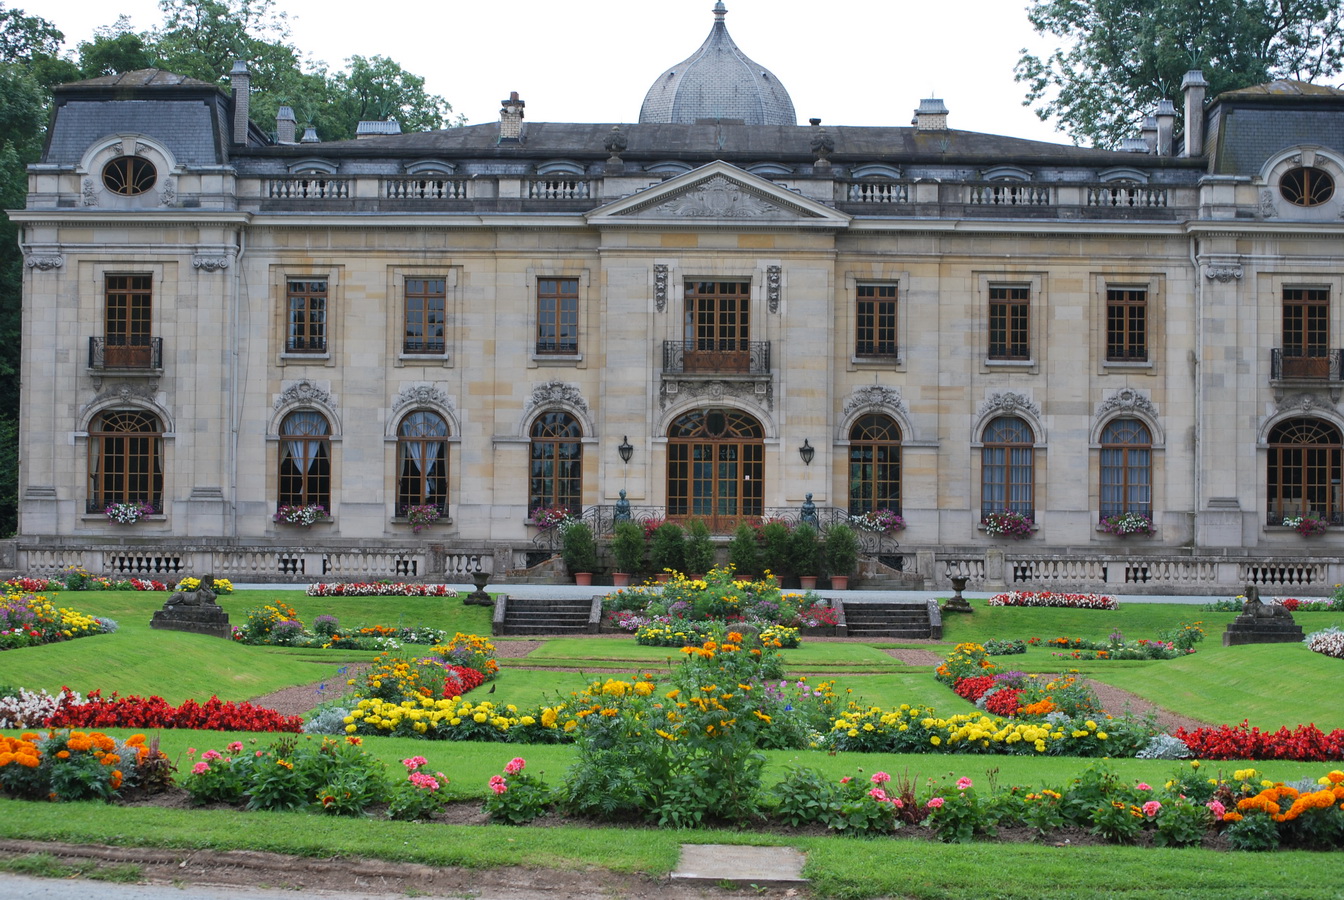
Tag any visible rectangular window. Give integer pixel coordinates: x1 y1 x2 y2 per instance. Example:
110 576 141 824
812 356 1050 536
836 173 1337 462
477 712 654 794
286 279 328 353
403 277 446 354
1281 287 1330 378
1105 287 1148 361
988 285 1030 360
536 278 579 354
104 274 153 367
856 284 898 357
681 281 751 373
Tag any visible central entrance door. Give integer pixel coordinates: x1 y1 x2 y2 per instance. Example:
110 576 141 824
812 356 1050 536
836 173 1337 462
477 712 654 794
667 408 764 531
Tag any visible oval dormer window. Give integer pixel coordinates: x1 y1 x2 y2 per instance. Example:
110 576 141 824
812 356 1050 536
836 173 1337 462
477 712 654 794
1281 166 1334 207
102 156 157 196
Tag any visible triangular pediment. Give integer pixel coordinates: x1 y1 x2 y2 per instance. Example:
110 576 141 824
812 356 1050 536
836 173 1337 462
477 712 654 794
586 160 850 228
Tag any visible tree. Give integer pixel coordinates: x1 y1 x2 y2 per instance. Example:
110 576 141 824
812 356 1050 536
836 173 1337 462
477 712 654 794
1016 0 1344 147
78 18 158 77
330 55 460 133
0 3 62 61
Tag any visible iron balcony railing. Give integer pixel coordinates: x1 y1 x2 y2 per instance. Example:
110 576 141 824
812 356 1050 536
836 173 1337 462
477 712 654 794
285 336 327 353
403 338 446 354
535 339 579 355
88 336 162 369
1270 348 1343 381
662 340 771 376
1265 506 1344 527
855 340 899 358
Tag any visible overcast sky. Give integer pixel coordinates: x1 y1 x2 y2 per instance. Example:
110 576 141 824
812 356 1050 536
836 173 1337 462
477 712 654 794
41 0 1074 144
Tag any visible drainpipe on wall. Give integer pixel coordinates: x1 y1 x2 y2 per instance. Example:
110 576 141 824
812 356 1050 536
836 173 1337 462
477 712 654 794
229 227 246 539
1189 234 1202 550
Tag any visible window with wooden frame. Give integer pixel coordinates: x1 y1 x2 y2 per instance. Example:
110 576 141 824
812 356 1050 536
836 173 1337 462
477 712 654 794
396 411 449 514
848 414 901 514
536 278 579 354
856 284 898 358
1281 287 1330 378
987 285 1030 360
1105 287 1148 361
529 411 582 510
278 411 331 509
666 408 764 531
88 410 163 513
1267 417 1343 524
403 277 446 354
683 281 751 373
981 415 1034 517
104 274 153 368
286 279 328 353
1099 418 1152 518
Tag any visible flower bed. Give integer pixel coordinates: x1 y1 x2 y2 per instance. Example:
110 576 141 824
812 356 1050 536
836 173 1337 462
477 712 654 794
1306 626 1344 660
0 593 116 650
3 574 173 592
0 730 171 802
233 603 453 650
1174 720 1344 761
987 591 1119 610
42 688 303 732
305 583 458 597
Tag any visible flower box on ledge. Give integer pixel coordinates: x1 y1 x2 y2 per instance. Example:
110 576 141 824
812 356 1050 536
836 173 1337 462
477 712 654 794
274 504 332 527
980 511 1035 539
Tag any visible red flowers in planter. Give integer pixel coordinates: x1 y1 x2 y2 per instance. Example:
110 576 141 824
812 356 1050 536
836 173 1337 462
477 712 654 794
1175 720 1344 761
43 687 302 733
952 675 998 703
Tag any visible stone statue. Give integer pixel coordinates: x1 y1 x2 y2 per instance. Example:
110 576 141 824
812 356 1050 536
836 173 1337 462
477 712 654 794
1239 584 1291 620
613 489 631 523
800 492 818 527
165 574 219 607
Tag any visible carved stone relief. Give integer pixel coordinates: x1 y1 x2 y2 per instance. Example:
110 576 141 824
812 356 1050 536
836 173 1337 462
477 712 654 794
842 385 907 418
1204 265 1242 282
1276 392 1333 414
391 383 454 414
654 264 668 312
24 254 64 270
651 176 782 218
1096 387 1158 420
977 391 1040 420
659 379 773 411
524 380 588 414
83 382 160 413
766 266 781 313
274 379 336 410
192 255 230 272
81 177 98 207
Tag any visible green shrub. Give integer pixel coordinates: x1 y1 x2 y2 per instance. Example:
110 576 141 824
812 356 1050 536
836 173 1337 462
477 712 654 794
758 521 791 576
683 518 716 574
787 524 820 578
560 521 599 574
649 522 685 575
727 523 761 576
824 524 859 577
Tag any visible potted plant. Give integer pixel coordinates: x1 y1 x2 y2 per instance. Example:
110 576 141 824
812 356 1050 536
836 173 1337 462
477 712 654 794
981 510 1033 539
610 520 646 587
759 520 791 578
1283 515 1329 536
683 518 716 577
561 520 599 585
824 523 859 590
402 503 442 534
788 523 821 589
274 503 331 526
649 522 685 581
847 508 906 534
104 500 155 524
727 522 761 578
1099 511 1155 537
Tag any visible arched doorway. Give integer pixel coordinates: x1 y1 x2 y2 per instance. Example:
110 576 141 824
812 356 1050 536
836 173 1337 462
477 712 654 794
667 408 764 530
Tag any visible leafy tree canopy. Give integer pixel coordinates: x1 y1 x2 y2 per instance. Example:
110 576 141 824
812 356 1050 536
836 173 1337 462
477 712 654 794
1016 0 1344 148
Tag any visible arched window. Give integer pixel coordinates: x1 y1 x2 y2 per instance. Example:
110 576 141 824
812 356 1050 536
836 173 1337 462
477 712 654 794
530 412 582 512
667 408 764 530
397 411 449 514
88 410 163 513
981 416 1034 518
1099 419 1152 519
278 411 331 510
848 414 901 514
1267 418 1343 524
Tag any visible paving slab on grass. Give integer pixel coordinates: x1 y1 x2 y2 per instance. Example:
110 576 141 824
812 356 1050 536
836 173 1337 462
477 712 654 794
671 844 807 887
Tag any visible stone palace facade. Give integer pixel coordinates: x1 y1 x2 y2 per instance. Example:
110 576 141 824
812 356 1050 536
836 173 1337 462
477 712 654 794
12 4 1344 592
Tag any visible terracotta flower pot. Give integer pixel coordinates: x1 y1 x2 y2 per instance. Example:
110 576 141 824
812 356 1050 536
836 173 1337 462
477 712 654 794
574 572 593 586
829 575 849 591
799 575 818 590
612 572 632 588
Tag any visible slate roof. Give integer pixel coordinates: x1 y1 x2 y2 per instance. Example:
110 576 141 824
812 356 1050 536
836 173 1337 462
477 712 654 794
638 2 796 127
1206 80 1344 175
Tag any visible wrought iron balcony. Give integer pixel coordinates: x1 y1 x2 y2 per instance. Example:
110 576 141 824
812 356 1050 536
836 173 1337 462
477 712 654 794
1271 348 1342 381
662 340 771 376
88 336 162 369
285 336 327 353
855 340 900 358
1265 506 1344 527
402 338 446 354
535 339 579 355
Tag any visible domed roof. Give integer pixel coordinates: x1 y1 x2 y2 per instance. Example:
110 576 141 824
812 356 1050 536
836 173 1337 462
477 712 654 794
639 3 797 126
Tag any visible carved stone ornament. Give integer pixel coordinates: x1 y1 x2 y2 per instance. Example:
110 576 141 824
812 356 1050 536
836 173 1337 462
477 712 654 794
1276 392 1332 414
1204 264 1242 282
810 127 835 163
159 177 176 206
523 380 588 415
81 177 98 207
652 175 781 218
24 254 64 270
391 383 454 414
766 266 782 313
274 379 336 410
192 255 230 272
83 382 160 413
660 379 773 411
654 264 668 312
843 385 907 418
1096 387 1158 420
1259 189 1277 218
603 125 628 162
977 391 1040 420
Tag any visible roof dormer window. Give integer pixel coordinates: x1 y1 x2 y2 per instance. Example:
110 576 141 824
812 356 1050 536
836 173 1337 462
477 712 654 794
102 156 157 195
1281 166 1334 207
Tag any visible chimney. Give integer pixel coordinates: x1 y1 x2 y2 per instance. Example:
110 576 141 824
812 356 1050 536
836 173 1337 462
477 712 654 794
300 126 320 143
1155 99 1176 156
1182 69 1209 157
356 118 401 138
912 97 949 132
499 91 525 143
1120 137 1150 153
1141 116 1158 152
229 60 251 145
275 105 296 144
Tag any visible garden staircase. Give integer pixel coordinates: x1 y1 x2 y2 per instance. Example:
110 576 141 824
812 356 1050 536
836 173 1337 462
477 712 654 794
494 595 599 635
837 601 940 639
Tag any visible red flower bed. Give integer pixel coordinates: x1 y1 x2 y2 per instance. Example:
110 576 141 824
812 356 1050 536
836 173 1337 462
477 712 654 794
443 664 486 696
984 688 1023 716
44 688 302 733
1175 719 1344 761
953 675 998 702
